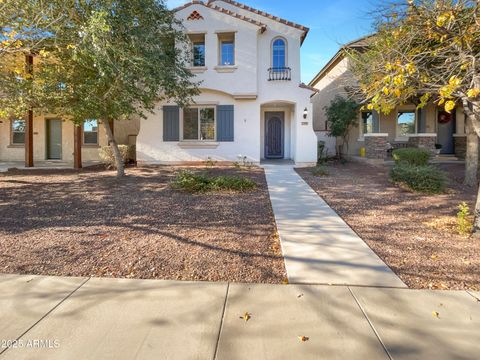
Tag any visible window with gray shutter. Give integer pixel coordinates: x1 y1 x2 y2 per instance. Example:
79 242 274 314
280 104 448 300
163 106 179 141
216 105 234 142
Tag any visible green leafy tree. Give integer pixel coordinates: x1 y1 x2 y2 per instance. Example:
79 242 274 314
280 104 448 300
0 0 198 177
348 0 480 234
324 95 359 156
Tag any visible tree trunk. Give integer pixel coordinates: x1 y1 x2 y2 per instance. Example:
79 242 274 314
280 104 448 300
473 183 480 236
102 119 125 178
464 115 478 186
463 98 480 236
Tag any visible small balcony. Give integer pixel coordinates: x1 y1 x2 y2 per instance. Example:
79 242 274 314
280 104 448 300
268 67 291 81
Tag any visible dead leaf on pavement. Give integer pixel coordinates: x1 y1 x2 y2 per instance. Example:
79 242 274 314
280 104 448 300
240 312 251 322
282 278 289 285
298 336 309 342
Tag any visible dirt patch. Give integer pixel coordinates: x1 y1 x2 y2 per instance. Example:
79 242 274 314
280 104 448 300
297 162 479 290
0 166 285 283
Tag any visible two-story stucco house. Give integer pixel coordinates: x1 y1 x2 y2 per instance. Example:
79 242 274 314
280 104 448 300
136 0 318 166
309 36 468 161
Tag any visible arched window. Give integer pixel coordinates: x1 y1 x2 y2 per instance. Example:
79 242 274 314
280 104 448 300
272 38 286 69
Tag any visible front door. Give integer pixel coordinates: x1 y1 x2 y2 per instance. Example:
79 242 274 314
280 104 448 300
46 119 62 159
437 110 455 154
265 112 284 159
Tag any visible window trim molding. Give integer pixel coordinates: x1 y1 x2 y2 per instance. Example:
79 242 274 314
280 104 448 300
10 118 26 146
181 105 217 142
188 32 206 68
218 32 236 66
271 36 288 68
82 119 99 146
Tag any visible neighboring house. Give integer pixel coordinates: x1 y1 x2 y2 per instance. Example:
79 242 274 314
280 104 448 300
136 0 318 165
309 36 467 160
0 111 138 165
0 55 139 167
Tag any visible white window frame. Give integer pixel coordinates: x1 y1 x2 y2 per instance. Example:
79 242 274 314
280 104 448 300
181 106 216 142
188 33 206 68
395 107 417 141
271 37 288 69
10 118 26 145
217 32 235 66
82 119 99 145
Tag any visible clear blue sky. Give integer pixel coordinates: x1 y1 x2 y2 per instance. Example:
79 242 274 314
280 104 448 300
166 0 382 84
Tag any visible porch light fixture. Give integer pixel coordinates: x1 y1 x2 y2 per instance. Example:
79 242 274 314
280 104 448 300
303 107 308 119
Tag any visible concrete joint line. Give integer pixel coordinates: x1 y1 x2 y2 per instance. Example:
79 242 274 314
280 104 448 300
466 290 480 302
347 286 394 360
213 282 230 360
0 276 91 356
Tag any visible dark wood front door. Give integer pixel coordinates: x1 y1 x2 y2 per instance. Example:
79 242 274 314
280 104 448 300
265 112 284 159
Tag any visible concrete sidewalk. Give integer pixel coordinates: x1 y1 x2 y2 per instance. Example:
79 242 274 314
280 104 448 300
263 164 405 287
0 274 479 360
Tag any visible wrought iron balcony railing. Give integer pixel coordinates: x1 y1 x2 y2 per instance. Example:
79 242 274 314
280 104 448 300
268 67 291 81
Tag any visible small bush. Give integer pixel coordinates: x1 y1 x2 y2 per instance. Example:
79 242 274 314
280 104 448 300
390 164 447 194
392 148 431 166
99 145 133 167
457 202 473 235
172 170 256 193
204 157 217 168
311 165 329 177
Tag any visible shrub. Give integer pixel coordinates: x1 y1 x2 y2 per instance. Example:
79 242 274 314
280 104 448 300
390 163 447 194
457 202 473 235
99 145 134 167
392 147 431 166
172 170 256 193
311 165 329 177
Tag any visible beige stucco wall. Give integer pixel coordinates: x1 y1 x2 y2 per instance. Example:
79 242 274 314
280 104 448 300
311 56 355 132
0 114 139 163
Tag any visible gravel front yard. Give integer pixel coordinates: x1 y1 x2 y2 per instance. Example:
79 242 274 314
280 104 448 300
0 166 286 283
297 162 480 291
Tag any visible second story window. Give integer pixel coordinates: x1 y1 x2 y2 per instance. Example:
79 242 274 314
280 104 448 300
189 33 206 67
272 38 286 69
218 33 235 66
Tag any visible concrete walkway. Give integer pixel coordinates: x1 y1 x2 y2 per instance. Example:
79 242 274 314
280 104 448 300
0 274 478 359
263 164 405 287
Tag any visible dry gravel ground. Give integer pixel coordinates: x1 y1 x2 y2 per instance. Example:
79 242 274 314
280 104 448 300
297 162 479 291
0 166 286 283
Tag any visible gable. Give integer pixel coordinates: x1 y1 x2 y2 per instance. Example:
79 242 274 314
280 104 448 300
174 1 266 32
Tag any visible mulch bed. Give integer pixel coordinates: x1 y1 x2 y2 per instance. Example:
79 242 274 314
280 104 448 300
0 166 286 283
297 161 480 290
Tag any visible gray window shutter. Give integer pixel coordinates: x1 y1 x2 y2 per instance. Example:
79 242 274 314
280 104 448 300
216 105 234 142
163 106 179 141
372 110 380 133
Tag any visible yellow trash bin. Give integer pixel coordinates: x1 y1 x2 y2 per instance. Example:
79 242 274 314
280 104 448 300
359 147 366 157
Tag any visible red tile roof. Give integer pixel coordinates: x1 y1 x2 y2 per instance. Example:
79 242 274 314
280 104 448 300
208 0 309 43
173 1 267 32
